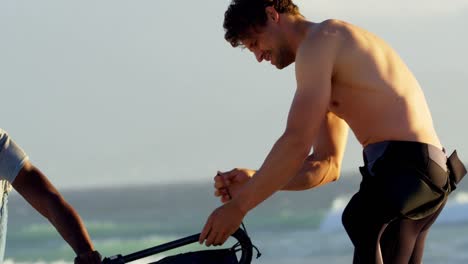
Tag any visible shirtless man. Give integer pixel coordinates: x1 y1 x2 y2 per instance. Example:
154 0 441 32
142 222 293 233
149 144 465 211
0 129 101 263
198 0 466 263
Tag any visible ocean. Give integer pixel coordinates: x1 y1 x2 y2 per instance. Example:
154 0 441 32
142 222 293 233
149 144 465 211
3 173 468 264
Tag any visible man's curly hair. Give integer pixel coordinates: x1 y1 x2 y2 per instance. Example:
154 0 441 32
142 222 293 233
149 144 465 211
223 0 301 47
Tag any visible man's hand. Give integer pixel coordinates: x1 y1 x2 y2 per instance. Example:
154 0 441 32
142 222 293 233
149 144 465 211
214 168 255 203
74 250 102 264
199 200 246 246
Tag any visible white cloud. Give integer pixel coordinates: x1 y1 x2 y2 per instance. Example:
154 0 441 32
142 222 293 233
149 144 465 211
296 0 468 19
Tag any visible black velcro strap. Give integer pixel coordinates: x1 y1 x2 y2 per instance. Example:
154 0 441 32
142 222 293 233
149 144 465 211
447 150 467 190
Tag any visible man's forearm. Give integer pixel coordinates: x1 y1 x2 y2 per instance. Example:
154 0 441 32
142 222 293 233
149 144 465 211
232 133 312 214
13 165 95 256
282 154 339 191
46 194 95 255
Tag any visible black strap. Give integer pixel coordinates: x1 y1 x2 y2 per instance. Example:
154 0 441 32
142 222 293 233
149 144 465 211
447 150 467 191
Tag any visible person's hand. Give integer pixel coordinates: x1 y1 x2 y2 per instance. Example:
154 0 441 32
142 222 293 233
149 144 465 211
199 200 246 246
214 168 255 203
74 250 102 264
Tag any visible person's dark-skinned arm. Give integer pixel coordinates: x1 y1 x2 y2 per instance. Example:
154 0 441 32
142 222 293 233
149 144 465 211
12 161 101 263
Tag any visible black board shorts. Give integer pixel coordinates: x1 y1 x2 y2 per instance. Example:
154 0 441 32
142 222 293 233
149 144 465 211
342 140 465 263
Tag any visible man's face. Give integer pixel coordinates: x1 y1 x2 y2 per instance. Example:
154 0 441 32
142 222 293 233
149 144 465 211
241 25 295 69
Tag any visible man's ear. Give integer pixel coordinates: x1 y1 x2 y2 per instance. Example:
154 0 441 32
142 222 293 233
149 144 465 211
265 6 279 23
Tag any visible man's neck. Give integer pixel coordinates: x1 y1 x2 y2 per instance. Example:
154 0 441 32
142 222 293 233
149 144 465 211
281 15 314 54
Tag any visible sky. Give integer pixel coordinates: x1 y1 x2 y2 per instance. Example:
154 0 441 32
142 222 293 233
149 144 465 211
0 0 467 189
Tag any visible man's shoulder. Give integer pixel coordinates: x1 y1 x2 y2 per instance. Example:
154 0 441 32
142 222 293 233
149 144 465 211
297 19 349 63
300 19 373 62
318 19 347 28
305 19 351 41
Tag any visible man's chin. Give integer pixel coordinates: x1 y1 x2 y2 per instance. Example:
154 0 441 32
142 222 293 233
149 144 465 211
274 61 293 70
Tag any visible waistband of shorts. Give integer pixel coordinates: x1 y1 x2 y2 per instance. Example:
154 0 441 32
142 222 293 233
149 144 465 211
363 140 447 172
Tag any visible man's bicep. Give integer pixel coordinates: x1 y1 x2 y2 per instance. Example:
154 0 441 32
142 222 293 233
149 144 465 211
284 36 336 143
12 163 59 215
312 112 349 164
284 84 330 141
